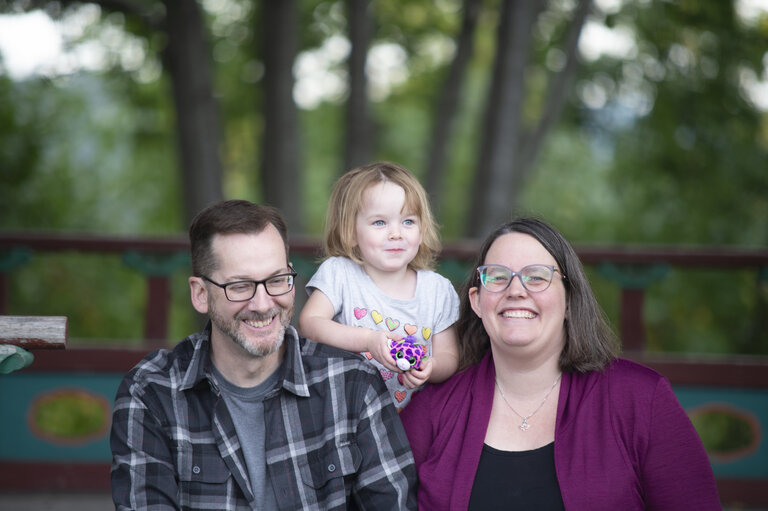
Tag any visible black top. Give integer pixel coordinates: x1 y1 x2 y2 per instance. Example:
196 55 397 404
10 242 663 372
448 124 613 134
467 442 565 511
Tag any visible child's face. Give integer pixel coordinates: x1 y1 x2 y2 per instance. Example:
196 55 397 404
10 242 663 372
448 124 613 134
354 181 422 277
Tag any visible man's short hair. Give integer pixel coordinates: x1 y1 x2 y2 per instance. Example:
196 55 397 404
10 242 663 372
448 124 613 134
189 200 289 277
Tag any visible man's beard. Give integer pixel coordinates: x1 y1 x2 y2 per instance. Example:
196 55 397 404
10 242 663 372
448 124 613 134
209 300 293 357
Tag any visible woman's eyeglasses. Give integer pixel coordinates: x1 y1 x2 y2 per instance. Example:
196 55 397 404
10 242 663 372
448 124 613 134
477 264 565 293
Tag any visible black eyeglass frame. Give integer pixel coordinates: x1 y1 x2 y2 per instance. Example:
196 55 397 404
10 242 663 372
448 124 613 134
476 264 566 293
202 271 297 301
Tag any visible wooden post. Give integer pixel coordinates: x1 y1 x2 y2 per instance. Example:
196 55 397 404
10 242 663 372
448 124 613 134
145 276 170 346
0 316 68 349
620 288 646 351
596 263 669 353
122 251 188 349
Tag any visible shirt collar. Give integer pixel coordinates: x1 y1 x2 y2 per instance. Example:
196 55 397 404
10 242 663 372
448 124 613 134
278 326 310 397
179 322 214 391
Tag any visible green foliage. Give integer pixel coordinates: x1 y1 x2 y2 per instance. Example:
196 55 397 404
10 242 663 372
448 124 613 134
8 253 145 344
690 409 756 455
302 103 344 235
0 72 180 234
567 0 768 246
33 390 107 439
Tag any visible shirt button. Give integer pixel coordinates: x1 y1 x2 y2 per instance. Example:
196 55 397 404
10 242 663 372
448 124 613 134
327 463 336 473
192 466 201 474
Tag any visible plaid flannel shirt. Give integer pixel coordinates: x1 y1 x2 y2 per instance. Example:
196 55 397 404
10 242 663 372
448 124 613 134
111 324 417 510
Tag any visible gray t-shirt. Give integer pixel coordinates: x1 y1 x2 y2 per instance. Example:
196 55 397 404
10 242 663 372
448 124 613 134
306 256 459 409
211 363 280 510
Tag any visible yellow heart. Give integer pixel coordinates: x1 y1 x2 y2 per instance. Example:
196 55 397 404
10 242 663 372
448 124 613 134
404 324 417 335
422 327 432 340
371 311 383 324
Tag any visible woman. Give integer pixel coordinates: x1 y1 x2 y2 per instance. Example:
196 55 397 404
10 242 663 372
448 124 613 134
399 218 720 510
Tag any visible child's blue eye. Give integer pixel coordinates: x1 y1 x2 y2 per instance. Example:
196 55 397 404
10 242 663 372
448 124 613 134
372 220 385 227
403 219 416 226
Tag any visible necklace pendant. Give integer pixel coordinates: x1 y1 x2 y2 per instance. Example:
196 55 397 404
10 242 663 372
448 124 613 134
519 419 531 432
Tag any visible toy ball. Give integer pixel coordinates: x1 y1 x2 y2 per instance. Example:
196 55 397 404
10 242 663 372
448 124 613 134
389 335 426 371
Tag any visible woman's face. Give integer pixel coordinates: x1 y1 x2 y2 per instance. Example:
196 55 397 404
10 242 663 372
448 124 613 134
469 232 567 359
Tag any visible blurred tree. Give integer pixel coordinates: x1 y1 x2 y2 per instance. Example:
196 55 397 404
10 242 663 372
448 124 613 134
162 0 225 224
344 0 374 172
262 0 303 232
424 0 481 215
604 1 767 245
0 0 223 225
467 0 592 237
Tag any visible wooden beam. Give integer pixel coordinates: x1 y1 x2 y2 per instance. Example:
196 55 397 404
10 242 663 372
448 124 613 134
0 316 67 349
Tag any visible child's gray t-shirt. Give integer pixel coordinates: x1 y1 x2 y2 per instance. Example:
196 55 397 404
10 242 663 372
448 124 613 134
305 256 459 410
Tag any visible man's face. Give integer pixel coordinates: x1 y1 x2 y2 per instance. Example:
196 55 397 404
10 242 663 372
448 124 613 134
194 225 294 358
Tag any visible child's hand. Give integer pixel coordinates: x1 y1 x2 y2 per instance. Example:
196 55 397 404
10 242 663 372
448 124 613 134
366 331 399 372
401 357 432 389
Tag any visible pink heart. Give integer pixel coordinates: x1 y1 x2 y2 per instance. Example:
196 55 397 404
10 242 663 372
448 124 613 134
380 370 393 381
354 307 367 320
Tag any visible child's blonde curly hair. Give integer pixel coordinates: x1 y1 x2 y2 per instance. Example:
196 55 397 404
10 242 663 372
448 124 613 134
323 161 441 271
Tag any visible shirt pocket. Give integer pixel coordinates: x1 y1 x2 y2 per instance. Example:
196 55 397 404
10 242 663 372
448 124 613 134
299 440 362 490
177 442 232 498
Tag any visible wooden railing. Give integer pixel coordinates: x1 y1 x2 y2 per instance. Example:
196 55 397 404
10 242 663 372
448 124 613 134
1 232 767 506
2 231 767 350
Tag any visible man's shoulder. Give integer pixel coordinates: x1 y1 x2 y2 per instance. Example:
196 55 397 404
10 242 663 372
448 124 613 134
298 337 376 374
124 332 202 387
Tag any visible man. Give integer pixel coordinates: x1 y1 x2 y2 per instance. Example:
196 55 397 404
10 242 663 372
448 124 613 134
111 200 416 510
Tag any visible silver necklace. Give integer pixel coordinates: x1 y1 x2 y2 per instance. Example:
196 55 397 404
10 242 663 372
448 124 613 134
495 374 561 432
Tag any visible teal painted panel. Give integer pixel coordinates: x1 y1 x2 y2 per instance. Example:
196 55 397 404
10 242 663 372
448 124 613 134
0 372 122 462
674 385 768 477
1 373 765 477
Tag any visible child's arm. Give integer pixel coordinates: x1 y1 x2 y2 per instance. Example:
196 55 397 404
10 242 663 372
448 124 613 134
298 289 400 372
428 325 459 382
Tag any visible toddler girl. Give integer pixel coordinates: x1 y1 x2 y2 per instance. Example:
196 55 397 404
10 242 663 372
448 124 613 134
299 162 459 410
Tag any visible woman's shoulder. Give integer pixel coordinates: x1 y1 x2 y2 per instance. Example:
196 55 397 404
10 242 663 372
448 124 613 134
573 357 670 412
603 357 666 388
568 357 668 402
562 358 673 431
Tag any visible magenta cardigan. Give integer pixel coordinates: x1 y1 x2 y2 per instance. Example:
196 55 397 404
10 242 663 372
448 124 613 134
399 353 720 510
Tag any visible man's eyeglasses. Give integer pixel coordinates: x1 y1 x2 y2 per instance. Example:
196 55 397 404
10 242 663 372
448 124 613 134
202 272 297 301
477 264 565 293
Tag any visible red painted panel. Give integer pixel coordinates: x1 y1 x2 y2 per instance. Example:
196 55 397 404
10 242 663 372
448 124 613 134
0 461 110 491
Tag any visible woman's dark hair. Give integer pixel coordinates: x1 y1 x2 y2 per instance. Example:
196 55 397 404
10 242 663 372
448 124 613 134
189 200 289 277
455 218 619 373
